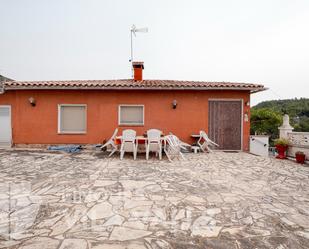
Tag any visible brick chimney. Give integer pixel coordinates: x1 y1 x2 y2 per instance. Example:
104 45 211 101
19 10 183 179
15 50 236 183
132 62 144 81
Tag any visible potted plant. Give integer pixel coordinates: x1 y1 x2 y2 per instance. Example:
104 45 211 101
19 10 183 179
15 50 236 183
295 151 306 164
274 138 290 159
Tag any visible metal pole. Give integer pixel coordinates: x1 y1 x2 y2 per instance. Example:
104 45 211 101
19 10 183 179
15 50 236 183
8 182 11 240
130 30 133 79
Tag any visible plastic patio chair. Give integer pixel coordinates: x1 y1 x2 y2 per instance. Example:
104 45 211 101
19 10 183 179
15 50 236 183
169 132 192 151
164 134 186 162
146 129 162 160
100 128 118 157
197 130 219 152
120 129 137 160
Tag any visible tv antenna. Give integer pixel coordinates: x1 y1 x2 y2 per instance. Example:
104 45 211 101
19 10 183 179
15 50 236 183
130 24 148 77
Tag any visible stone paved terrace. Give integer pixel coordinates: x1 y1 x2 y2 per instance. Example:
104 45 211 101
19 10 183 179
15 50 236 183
0 149 309 249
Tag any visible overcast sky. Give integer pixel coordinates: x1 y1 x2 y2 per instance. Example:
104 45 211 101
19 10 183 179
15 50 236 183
1 0 308 105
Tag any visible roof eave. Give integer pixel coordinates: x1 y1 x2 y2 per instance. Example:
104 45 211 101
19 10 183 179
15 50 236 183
3 86 266 92
250 87 268 94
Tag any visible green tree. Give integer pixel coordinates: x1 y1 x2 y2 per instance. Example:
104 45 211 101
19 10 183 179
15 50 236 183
294 116 309 132
253 98 309 132
250 108 282 140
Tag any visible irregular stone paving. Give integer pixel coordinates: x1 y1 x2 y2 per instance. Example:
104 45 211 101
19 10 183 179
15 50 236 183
0 149 309 248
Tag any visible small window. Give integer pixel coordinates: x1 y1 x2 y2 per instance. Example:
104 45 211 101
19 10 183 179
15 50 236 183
58 105 87 134
119 105 144 126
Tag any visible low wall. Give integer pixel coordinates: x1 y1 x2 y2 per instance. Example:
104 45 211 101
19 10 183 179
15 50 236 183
250 135 269 157
287 132 309 160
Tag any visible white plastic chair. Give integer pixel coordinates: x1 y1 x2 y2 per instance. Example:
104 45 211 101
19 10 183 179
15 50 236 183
164 135 185 162
169 132 192 151
100 128 118 157
120 129 137 160
146 129 162 160
197 130 219 152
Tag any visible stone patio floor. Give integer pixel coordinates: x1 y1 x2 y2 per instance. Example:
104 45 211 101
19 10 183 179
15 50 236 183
0 149 309 249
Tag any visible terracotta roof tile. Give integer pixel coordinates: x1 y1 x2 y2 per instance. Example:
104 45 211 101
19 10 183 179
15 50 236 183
2 79 266 93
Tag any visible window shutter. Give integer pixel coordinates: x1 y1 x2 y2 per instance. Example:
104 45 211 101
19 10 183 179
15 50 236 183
120 106 143 125
60 106 86 132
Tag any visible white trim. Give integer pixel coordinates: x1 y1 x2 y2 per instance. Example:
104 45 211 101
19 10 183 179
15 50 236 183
208 99 244 151
58 104 87 134
118 104 145 126
0 105 12 147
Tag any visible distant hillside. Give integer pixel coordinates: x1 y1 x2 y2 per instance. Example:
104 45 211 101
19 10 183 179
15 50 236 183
0 75 13 82
0 75 14 93
253 98 309 132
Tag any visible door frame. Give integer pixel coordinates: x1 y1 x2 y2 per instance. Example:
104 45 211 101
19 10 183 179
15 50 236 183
208 99 243 151
0 105 12 147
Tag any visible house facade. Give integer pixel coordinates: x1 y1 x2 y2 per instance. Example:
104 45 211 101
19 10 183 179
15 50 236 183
0 62 265 151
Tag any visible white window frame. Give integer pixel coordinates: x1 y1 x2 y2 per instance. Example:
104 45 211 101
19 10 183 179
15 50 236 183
58 104 87 134
118 104 145 126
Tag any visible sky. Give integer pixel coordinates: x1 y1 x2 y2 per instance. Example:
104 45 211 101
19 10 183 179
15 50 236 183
0 0 309 105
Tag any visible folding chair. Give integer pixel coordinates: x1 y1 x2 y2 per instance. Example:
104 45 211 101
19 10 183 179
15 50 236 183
197 130 219 152
100 128 118 157
164 134 186 162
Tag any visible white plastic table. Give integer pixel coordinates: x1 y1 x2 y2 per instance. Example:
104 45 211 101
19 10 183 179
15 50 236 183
191 146 200 154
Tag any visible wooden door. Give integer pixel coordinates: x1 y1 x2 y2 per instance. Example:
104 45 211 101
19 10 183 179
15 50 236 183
208 100 242 150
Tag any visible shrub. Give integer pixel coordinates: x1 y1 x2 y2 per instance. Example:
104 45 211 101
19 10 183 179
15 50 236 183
274 138 290 146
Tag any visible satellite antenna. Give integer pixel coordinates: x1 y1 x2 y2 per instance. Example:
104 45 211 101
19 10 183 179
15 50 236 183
130 24 148 78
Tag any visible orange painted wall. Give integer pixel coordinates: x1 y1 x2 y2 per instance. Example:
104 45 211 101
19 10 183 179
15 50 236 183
0 90 251 150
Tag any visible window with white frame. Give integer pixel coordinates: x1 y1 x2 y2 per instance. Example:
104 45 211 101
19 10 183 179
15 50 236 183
119 105 144 126
58 105 87 133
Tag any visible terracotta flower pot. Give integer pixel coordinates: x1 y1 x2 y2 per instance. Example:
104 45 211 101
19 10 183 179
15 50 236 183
275 144 288 159
295 153 306 164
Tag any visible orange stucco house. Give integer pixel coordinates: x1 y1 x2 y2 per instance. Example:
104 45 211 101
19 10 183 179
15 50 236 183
0 62 265 151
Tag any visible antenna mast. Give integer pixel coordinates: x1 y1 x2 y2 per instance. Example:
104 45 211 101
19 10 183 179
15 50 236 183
130 25 148 78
